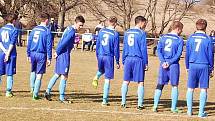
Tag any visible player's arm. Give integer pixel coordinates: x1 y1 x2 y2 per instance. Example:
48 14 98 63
208 39 214 74
122 32 127 65
157 38 166 64
56 29 75 55
0 34 6 54
95 32 101 59
8 29 18 54
185 38 190 70
141 32 148 67
46 30 52 66
167 39 184 65
114 32 120 65
27 31 34 58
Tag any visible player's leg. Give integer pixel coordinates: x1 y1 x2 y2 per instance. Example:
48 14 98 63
137 82 144 110
102 78 111 106
198 65 209 117
33 74 43 100
59 74 72 103
170 64 180 113
92 56 104 88
30 72 36 93
5 56 16 97
46 73 60 94
186 88 194 116
153 64 167 112
121 81 130 108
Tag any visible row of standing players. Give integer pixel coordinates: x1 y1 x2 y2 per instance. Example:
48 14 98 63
0 13 214 118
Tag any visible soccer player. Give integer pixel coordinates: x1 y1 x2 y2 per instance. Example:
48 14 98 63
152 21 184 113
92 16 120 106
44 15 85 103
27 13 52 100
0 13 18 97
121 16 148 110
185 19 214 117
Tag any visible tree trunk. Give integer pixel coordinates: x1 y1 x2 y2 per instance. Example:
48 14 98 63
58 0 66 31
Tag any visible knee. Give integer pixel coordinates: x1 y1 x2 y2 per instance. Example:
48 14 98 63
36 74 43 80
123 81 130 85
156 84 164 90
138 82 144 86
61 75 68 80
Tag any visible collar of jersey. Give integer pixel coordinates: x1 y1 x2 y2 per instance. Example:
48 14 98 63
6 23 14 27
195 31 205 34
168 32 178 35
38 23 47 27
131 26 142 30
106 26 115 30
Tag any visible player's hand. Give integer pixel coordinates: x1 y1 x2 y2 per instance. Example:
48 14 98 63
47 60 51 66
27 57 31 63
54 52 58 59
210 71 214 78
116 64 120 69
145 65 149 71
4 52 9 62
162 62 167 69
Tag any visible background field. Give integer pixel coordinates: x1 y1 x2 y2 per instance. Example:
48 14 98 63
0 47 215 121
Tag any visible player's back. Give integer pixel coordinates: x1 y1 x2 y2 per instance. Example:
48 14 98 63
97 27 119 57
123 27 146 58
187 32 212 64
0 23 18 56
56 26 75 54
158 33 183 60
29 25 51 53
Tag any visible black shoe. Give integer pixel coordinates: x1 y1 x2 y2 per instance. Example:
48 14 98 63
137 106 144 110
44 92 52 101
59 99 73 104
121 104 127 108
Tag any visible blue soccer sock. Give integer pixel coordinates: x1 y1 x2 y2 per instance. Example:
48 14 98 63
33 79 41 97
95 71 103 80
6 76 13 92
138 85 144 107
186 89 193 114
154 89 162 108
30 72 36 90
0 75 2 84
121 82 128 105
199 90 207 115
171 87 178 110
103 79 110 103
46 74 59 94
59 79 67 101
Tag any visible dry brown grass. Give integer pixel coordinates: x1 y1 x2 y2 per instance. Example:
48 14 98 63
0 47 214 121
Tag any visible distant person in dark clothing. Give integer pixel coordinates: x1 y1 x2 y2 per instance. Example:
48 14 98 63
49 18 58 46
14 15 24 46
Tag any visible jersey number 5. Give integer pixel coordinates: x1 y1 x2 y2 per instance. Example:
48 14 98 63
1 30 9 43
33 31 40 43
164 39 172 52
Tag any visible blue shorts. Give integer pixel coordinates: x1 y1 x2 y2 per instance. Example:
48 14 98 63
123 57 145 82
188 63 209 89
0 52 16 76
158 63 180 86
98 56 114 79
55 52 70 75
30 52 47 74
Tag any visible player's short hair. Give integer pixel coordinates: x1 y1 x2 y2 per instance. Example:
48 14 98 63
108 16 117 24
196 19 207 31
135 16 146 25
39 12 50 22
210 30 215 36
169 21 183 31
5 13 17 23
75 15 85 23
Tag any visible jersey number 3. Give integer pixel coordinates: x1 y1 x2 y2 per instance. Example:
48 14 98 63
102 34 109 46
164 39 172 52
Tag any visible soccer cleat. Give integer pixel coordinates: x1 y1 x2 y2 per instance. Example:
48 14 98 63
171 108 182 113
6 91 14 97
59 99 73 104
30 88 34 95
101 102 110 106
92 76 98 88
121 104 127 108
137 106 144 110
198 112 208 118
44 92 52 101
152 107 158 112
32 95 41 100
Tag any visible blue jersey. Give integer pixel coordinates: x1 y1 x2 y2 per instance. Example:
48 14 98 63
122 27 148 65
96 27 120 64
27 24 52 60
0 23 18 56
56 26 76 55
185 32 214 72
210 35 215 45
157 33 184 65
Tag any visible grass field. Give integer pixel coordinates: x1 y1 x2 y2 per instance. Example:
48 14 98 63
0 47 215 121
